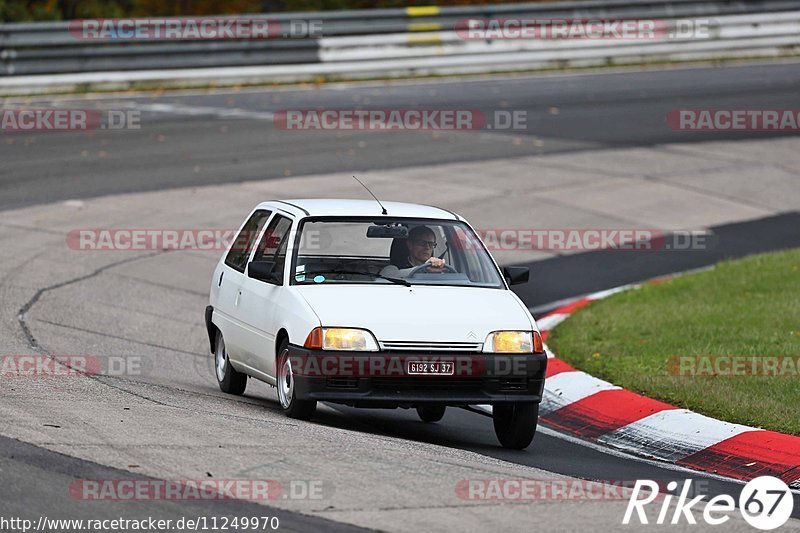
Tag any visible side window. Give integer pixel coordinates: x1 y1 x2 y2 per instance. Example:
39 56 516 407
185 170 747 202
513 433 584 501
252 215 293 284
225 209 272 273
452 226 483 282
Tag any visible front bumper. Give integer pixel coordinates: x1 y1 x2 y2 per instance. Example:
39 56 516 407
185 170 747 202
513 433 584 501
287 345 547 407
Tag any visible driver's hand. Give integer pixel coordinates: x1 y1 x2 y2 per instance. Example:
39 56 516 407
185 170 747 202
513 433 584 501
425 257 445 272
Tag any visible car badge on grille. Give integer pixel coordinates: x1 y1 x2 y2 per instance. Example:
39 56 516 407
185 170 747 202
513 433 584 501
467 331 477 339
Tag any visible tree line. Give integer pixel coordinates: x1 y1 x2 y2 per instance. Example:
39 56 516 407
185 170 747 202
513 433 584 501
1 0 551 22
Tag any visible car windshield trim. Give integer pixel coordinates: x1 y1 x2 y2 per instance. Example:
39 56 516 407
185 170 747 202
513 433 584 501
289 216 506 289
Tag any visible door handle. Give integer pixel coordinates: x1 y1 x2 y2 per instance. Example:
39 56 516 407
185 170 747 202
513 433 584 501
235 290 242 307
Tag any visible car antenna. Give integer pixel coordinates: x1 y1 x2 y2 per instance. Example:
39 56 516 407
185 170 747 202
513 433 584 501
353 175 388 215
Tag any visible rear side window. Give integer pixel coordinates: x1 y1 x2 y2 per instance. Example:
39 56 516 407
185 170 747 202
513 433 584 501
225 209 272 272
253 215 293 283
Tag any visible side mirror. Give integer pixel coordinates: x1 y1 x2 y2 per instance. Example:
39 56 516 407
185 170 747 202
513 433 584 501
248 261 278 283
503 266 529 286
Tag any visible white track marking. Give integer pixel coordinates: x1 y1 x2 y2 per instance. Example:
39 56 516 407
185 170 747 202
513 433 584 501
540 371 619 416
119 101 276 120
597 409 760 463
536 313 570 332
474 408 800 495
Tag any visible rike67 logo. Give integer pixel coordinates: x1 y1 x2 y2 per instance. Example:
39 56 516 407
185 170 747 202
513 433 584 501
624 476 794 530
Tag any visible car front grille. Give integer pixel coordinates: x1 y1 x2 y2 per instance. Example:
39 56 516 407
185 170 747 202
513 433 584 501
380 340 483 352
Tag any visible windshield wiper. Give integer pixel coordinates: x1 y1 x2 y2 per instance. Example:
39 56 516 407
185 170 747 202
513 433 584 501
300 269 411 287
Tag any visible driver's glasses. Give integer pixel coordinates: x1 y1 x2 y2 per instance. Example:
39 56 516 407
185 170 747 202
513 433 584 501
413 239 437 249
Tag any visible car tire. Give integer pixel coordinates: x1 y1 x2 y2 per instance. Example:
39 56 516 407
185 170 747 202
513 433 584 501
276 339 317 420
215 331 247 395
492 402 538 449
416 405 446 423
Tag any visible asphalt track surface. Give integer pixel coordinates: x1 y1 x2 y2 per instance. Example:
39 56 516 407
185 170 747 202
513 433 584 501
0 435 368 532
2 61 800 211
2 61 800 527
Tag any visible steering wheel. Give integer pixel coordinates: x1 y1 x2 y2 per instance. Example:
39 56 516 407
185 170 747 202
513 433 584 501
406 262 458 278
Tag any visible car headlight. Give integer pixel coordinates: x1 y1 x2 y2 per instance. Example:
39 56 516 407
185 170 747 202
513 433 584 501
303 327 379 351
483 331 543 353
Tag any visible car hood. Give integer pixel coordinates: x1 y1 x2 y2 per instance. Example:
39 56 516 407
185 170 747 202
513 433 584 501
293 285 535 345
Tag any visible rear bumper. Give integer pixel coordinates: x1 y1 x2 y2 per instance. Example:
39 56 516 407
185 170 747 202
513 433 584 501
287 345 547 407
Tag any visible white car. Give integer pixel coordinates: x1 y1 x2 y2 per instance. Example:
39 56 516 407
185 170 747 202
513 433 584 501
205 199 547 449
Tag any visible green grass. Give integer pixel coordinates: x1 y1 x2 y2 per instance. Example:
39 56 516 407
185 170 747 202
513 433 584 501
548 248 800 435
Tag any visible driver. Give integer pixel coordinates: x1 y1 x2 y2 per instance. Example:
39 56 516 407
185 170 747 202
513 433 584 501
381 225 446 278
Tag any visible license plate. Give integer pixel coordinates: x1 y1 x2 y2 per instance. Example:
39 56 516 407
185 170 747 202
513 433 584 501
407 361 454 376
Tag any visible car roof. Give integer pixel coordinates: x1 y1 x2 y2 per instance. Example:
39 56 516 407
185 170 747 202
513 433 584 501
261 199 460 220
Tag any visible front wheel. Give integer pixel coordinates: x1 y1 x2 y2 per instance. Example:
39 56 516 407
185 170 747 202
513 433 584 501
215 332 247 395
416 405 446 423
493 403 538 449
276 340 317 420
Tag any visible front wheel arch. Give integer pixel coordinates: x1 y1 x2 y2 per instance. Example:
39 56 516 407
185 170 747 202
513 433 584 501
275 328 289 367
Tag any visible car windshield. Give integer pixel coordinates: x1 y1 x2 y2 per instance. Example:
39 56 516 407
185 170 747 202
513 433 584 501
292 218 505 288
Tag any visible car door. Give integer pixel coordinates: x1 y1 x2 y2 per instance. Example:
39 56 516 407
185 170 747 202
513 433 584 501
237 213 295 381
212 208 272 367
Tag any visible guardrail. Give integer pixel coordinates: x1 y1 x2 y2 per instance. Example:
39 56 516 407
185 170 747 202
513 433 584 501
1 0 799 92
